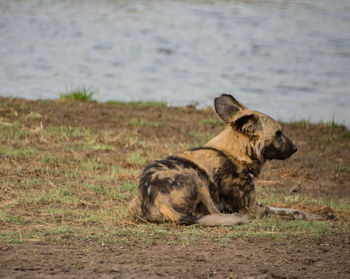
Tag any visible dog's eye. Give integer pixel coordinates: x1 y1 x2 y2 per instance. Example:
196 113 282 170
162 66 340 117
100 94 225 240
275 130 282 137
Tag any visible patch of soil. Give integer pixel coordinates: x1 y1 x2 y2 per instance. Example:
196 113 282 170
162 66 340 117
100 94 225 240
1 234 350 279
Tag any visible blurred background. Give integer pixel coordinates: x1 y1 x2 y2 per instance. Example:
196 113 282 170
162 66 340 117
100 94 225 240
1 0 349 126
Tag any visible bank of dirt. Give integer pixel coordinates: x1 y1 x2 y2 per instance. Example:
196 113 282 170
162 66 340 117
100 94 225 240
0 98 350 278
1 234 350 279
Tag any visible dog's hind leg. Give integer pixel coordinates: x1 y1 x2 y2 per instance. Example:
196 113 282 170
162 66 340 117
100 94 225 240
154 192 248 226
151 193 184 223
158 203 183 222
198 185 220 214
266 206 324 221
180 185 249 226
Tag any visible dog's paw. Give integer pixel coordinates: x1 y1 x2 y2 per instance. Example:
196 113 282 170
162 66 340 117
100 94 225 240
297 211 325 221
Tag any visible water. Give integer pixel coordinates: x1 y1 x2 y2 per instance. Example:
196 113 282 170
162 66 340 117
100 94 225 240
1 0 350 126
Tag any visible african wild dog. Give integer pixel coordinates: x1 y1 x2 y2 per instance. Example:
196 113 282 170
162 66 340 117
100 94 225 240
128 94 322 226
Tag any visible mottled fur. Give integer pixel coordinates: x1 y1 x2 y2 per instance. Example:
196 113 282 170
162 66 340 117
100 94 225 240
128 94 321 226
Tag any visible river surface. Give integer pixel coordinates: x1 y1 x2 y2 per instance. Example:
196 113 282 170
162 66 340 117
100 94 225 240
1 0 350 126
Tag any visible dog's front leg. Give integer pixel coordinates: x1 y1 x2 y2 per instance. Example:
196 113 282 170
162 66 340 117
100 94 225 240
246 189 323 221
247 199 324 221
245 201 268 217
266 206 324 221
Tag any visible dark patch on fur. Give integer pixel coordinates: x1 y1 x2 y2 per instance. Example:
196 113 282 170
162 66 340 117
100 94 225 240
195 202 210 215
139 171 157 202
190 147 239 188
165 156 215 191
190 146 254 212
263 134 297 160
138 156 216 217
214 94 244 123
178 215 200 225
190 146 238 200
231 114 262 136
166 156 208 175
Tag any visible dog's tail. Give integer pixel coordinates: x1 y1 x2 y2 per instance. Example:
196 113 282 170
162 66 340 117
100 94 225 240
179 213 249 226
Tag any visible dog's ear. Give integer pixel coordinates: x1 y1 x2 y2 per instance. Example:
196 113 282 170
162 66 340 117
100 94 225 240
232 114 261 136
214 94 247 123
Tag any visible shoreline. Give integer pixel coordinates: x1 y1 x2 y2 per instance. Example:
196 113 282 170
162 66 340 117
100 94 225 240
1 96 349 129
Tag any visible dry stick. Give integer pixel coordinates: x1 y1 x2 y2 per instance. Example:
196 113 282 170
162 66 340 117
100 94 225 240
15 225 23 241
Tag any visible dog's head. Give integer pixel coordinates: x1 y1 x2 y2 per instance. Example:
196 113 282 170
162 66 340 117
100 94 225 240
214 94 297 161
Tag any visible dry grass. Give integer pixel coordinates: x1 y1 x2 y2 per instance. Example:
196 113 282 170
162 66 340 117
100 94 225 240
0 98 349 244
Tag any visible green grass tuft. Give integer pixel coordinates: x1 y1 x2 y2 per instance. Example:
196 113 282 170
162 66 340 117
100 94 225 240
0 146 38 158
60 87 96 102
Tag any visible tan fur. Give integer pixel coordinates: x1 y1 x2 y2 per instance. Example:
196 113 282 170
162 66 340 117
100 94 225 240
128 192 145 221
158 203 181 222
205 127 256 166
180 149 222 178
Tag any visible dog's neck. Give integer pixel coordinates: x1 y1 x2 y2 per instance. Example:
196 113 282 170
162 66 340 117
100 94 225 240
205 127 264 175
